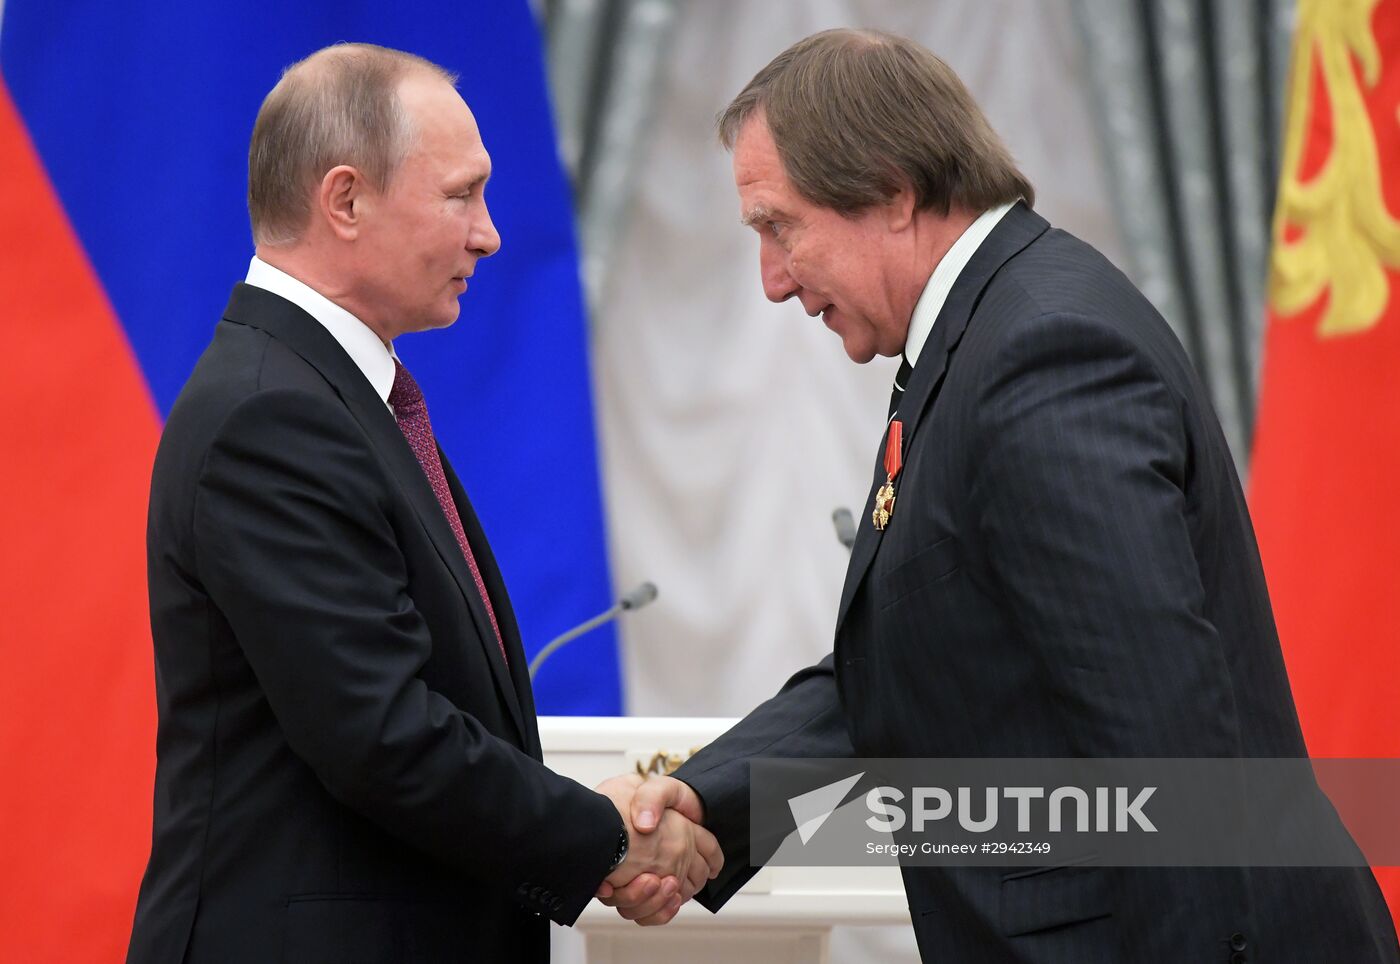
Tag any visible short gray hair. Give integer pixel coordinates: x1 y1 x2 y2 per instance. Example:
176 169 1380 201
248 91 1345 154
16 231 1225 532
248 43 457 245
718 29 1033 217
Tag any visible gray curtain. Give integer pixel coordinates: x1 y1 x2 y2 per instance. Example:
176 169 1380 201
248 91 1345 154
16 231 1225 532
541 0 1298 472
541 0 679 305
1070 0 1296 472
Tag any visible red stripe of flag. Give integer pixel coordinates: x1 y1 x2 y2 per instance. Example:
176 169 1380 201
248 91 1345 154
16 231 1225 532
0 77 161 961
1250 0 1400 924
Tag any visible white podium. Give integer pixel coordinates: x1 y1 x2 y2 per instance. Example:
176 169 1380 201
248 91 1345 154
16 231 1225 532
540 717 909 964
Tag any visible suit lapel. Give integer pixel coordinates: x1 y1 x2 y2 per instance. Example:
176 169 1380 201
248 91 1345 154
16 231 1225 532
835 204 1050 634
222 284 529 746
440 453 535 753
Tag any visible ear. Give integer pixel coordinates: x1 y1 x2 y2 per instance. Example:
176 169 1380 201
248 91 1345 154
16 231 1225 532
884 182 917 233
318 164 366 241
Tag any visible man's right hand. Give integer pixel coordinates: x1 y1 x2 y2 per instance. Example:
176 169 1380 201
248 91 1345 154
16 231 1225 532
594 775 718 924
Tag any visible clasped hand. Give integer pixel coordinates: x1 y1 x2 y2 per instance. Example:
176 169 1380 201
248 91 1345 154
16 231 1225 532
594 773 722 925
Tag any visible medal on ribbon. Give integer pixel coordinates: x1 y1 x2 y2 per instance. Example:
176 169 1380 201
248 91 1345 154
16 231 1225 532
872 419 903 531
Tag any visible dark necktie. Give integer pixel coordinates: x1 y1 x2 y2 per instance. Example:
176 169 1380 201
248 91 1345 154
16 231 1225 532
389 360 507 664
888 354 914 420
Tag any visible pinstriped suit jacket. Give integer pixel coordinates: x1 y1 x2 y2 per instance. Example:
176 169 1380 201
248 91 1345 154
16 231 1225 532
676 203 1399 963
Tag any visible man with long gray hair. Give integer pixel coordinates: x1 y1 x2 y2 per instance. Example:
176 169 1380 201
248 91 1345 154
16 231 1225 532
608 28 1400 961
126 43 718 963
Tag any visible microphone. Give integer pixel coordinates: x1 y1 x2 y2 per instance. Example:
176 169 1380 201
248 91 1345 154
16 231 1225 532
832 507 856 550
619 582 658 610
528 581 659 680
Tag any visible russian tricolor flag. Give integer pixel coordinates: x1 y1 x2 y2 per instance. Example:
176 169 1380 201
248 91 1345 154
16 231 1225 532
0 3 619 958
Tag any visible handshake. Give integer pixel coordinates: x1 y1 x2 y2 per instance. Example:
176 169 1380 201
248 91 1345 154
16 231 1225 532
594 773 724 925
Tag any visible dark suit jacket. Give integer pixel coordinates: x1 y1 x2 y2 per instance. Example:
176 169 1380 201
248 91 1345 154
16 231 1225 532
676 204 1400 963
127 284 621 963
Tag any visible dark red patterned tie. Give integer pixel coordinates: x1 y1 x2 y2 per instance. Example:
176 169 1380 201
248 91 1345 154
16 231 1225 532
389 360 507 664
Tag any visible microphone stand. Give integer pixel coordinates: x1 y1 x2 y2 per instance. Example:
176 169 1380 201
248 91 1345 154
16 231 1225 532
528 582 658 680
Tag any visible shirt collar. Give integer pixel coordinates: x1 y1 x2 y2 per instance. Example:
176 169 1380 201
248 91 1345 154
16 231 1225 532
244 256 398 406
904 201 1017 366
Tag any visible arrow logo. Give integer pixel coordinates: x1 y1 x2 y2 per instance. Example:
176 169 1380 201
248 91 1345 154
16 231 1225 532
787 772 865 844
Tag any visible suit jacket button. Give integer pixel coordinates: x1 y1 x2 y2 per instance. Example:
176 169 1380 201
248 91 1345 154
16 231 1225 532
1229 933 1247 951
550 897 564 912
530 886 544 901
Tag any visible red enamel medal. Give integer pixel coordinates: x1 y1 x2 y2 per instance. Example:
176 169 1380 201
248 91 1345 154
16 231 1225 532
872 420 903 530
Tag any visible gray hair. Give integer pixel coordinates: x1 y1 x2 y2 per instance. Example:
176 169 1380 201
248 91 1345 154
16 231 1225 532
718 29 1033 217
248 43 457 245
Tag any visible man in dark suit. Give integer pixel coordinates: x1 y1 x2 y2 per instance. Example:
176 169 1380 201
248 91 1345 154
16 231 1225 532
606 29 1400 961
127 43 717 963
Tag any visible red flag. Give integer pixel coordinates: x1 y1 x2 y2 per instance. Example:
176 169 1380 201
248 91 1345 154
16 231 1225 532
1250 0 1400 923
0 79 160 961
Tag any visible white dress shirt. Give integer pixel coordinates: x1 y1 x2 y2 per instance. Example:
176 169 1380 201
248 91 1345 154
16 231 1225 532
904 201 1017 366
243 256 397 409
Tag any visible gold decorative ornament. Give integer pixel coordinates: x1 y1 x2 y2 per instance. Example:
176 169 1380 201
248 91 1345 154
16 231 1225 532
633 747 704 778
1268 0 1400 337
872 482 896 531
